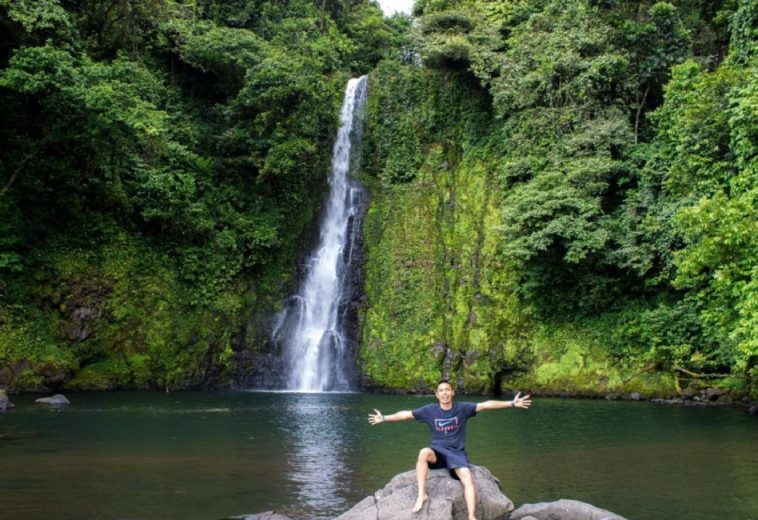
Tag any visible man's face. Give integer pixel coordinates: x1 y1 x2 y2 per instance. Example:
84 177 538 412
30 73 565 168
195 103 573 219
435 382 454 405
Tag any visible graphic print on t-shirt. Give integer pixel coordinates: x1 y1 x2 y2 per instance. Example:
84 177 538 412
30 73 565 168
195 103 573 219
435 416 459 435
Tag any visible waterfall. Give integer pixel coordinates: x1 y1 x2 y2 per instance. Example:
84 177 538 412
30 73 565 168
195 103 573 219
272 76 368 392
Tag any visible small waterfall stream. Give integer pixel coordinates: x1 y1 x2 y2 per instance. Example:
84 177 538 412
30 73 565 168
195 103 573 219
272 76 368 392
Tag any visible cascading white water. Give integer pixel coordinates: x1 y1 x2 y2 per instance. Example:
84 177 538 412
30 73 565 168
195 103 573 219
274 76 368 392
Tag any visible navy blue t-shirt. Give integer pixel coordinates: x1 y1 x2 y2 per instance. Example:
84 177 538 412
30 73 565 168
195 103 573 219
412 402 477 452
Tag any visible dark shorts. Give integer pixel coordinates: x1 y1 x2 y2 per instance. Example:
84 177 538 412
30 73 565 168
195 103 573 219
428 447 471 479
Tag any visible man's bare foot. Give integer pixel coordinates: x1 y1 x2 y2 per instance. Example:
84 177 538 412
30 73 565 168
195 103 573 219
412 494 428 513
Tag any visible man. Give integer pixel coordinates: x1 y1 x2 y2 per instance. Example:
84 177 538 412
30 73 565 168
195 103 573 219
368 380 531 520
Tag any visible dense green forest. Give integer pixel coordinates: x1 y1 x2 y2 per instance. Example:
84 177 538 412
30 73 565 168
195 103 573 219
360 0 757 398
0 0 755 399
0 0 405 390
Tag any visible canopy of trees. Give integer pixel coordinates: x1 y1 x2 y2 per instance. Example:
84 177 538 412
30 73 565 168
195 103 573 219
0 0 406 390
360 0 756 395
1 0 755 396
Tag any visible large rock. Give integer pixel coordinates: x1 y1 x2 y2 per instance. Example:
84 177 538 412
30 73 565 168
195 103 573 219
336 465 513 520
35 394 70 406
225 513 293 520
511 499 627 520
703 388 725 401
0 389 13 412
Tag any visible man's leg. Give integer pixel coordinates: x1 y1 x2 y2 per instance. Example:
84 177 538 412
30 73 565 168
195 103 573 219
454 467 477 520
413 447 436 512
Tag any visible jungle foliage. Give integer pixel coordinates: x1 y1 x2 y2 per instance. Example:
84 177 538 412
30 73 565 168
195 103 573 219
1 0 755 398
0 0 405 390
360 0 756 397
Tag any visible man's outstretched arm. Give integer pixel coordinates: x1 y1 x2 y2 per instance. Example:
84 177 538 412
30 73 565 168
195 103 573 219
368 409 414 425
476 392 532 412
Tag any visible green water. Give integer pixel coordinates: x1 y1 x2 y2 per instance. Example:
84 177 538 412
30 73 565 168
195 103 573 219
0 392 756 520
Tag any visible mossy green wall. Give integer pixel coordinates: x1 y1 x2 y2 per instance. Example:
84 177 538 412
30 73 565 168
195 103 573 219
0 233 278 392
360 141 680 395
361 139 539 393
360 67 531 393
358 65 736 398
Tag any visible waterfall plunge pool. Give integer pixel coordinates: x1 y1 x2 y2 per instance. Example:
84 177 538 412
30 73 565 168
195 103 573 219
1 391 756 520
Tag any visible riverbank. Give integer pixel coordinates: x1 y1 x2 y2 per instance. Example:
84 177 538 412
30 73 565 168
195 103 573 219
2 370 755 413
2 384 755 412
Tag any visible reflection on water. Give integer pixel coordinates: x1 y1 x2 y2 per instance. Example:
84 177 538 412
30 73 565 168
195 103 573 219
0 392 755 520
280 394 352 518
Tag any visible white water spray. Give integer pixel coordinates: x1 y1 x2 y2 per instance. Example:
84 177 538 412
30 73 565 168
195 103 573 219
273 76 368 392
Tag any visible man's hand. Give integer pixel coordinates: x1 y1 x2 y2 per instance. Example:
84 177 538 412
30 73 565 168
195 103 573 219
476 393 533 412
512 392 532 409
368 409 384 425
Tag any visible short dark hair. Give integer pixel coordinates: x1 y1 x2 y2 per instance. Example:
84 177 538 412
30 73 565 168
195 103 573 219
436 379 453 390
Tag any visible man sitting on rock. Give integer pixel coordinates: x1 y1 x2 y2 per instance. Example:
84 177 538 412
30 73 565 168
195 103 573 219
368 380 531 520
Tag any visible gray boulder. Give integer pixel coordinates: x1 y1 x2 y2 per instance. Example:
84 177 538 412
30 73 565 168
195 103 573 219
336 465 513 520
225 513 293 520
0 389 13 412
511 499 627 520
703 387 725 401
35 394 70 406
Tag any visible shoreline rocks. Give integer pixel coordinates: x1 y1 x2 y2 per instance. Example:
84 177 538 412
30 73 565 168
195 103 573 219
0 389 13 412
